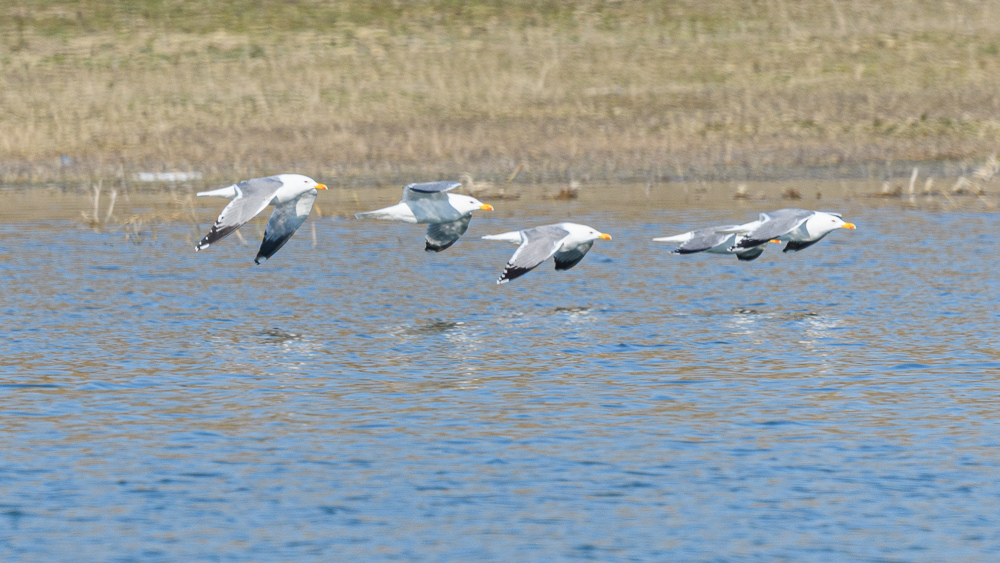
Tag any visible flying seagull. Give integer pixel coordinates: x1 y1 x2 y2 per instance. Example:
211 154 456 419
482 222 612 284
730 208 856 253
355 181 494 252
653 221 775 261
195 173 327 264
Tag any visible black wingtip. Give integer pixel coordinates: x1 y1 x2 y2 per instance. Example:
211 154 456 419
197 223 239 250
736 252 761 262
554 257 587 271
732 238 766 251
255 231 296 264
783 239 821 253
425 240 456 252
498 265 531 283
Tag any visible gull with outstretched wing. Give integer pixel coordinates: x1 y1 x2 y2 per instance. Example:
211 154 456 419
654 220 773 261
195 174 327 264
731 208 856 253
483 222 612 284
355 181 493 252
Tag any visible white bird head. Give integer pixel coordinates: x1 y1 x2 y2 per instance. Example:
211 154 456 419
562 222 613 244
447 193 494 215
277 173 328 196
806 212 856 237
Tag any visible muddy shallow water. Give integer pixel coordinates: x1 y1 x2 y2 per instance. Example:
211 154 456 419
1 184 999 560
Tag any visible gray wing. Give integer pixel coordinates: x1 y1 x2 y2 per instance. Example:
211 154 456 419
675 225 739 254
553 241 594 270
254 189 317 264
498 225 569 283
196 176 284 251
402 181 461 201
406 198 464 223
425 215 472 252
735 209 814 249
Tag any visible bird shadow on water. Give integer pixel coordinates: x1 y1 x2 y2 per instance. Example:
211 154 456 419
554 306 590 314
257 327 306 343
395 319 466 337
388 319 486 358
730 307 821 321
197 327 326 376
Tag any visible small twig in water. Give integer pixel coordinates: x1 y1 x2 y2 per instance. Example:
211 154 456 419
92 181 102 224
104 189 118 223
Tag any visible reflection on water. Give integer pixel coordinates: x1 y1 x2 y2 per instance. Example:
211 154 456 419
258 327 306 342
1 199 999 560
396 319 466 336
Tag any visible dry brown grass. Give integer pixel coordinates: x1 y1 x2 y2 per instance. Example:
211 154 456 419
2 1 1000 186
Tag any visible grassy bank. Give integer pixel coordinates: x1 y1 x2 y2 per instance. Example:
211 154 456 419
2 1 999 186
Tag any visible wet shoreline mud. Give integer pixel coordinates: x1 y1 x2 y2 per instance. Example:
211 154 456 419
2 176 994 228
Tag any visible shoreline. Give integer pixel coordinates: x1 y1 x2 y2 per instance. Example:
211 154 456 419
2 177 994 225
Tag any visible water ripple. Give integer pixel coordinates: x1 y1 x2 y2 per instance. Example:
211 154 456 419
0 206 999 559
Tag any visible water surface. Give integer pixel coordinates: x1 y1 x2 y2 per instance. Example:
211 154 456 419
1 196 999 560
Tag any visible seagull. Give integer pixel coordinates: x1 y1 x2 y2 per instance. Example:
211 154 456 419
482 222 612 284
355 181 494 252
653 221 774 261
730 208 856 253
195 174 327 264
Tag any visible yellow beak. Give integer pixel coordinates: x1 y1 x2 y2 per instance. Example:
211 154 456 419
316 183 328 191
842 222 856 230
598 233 612 240
769 239 781 244
480 204 494 211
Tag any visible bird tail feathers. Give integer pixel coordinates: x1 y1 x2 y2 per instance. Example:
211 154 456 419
196 185 239 198
354 203 417 222
482 231 523 244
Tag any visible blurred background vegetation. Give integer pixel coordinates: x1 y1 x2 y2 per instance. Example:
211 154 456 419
2 0 999 185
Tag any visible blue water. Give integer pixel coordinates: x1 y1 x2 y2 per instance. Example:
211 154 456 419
1 202 999 560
